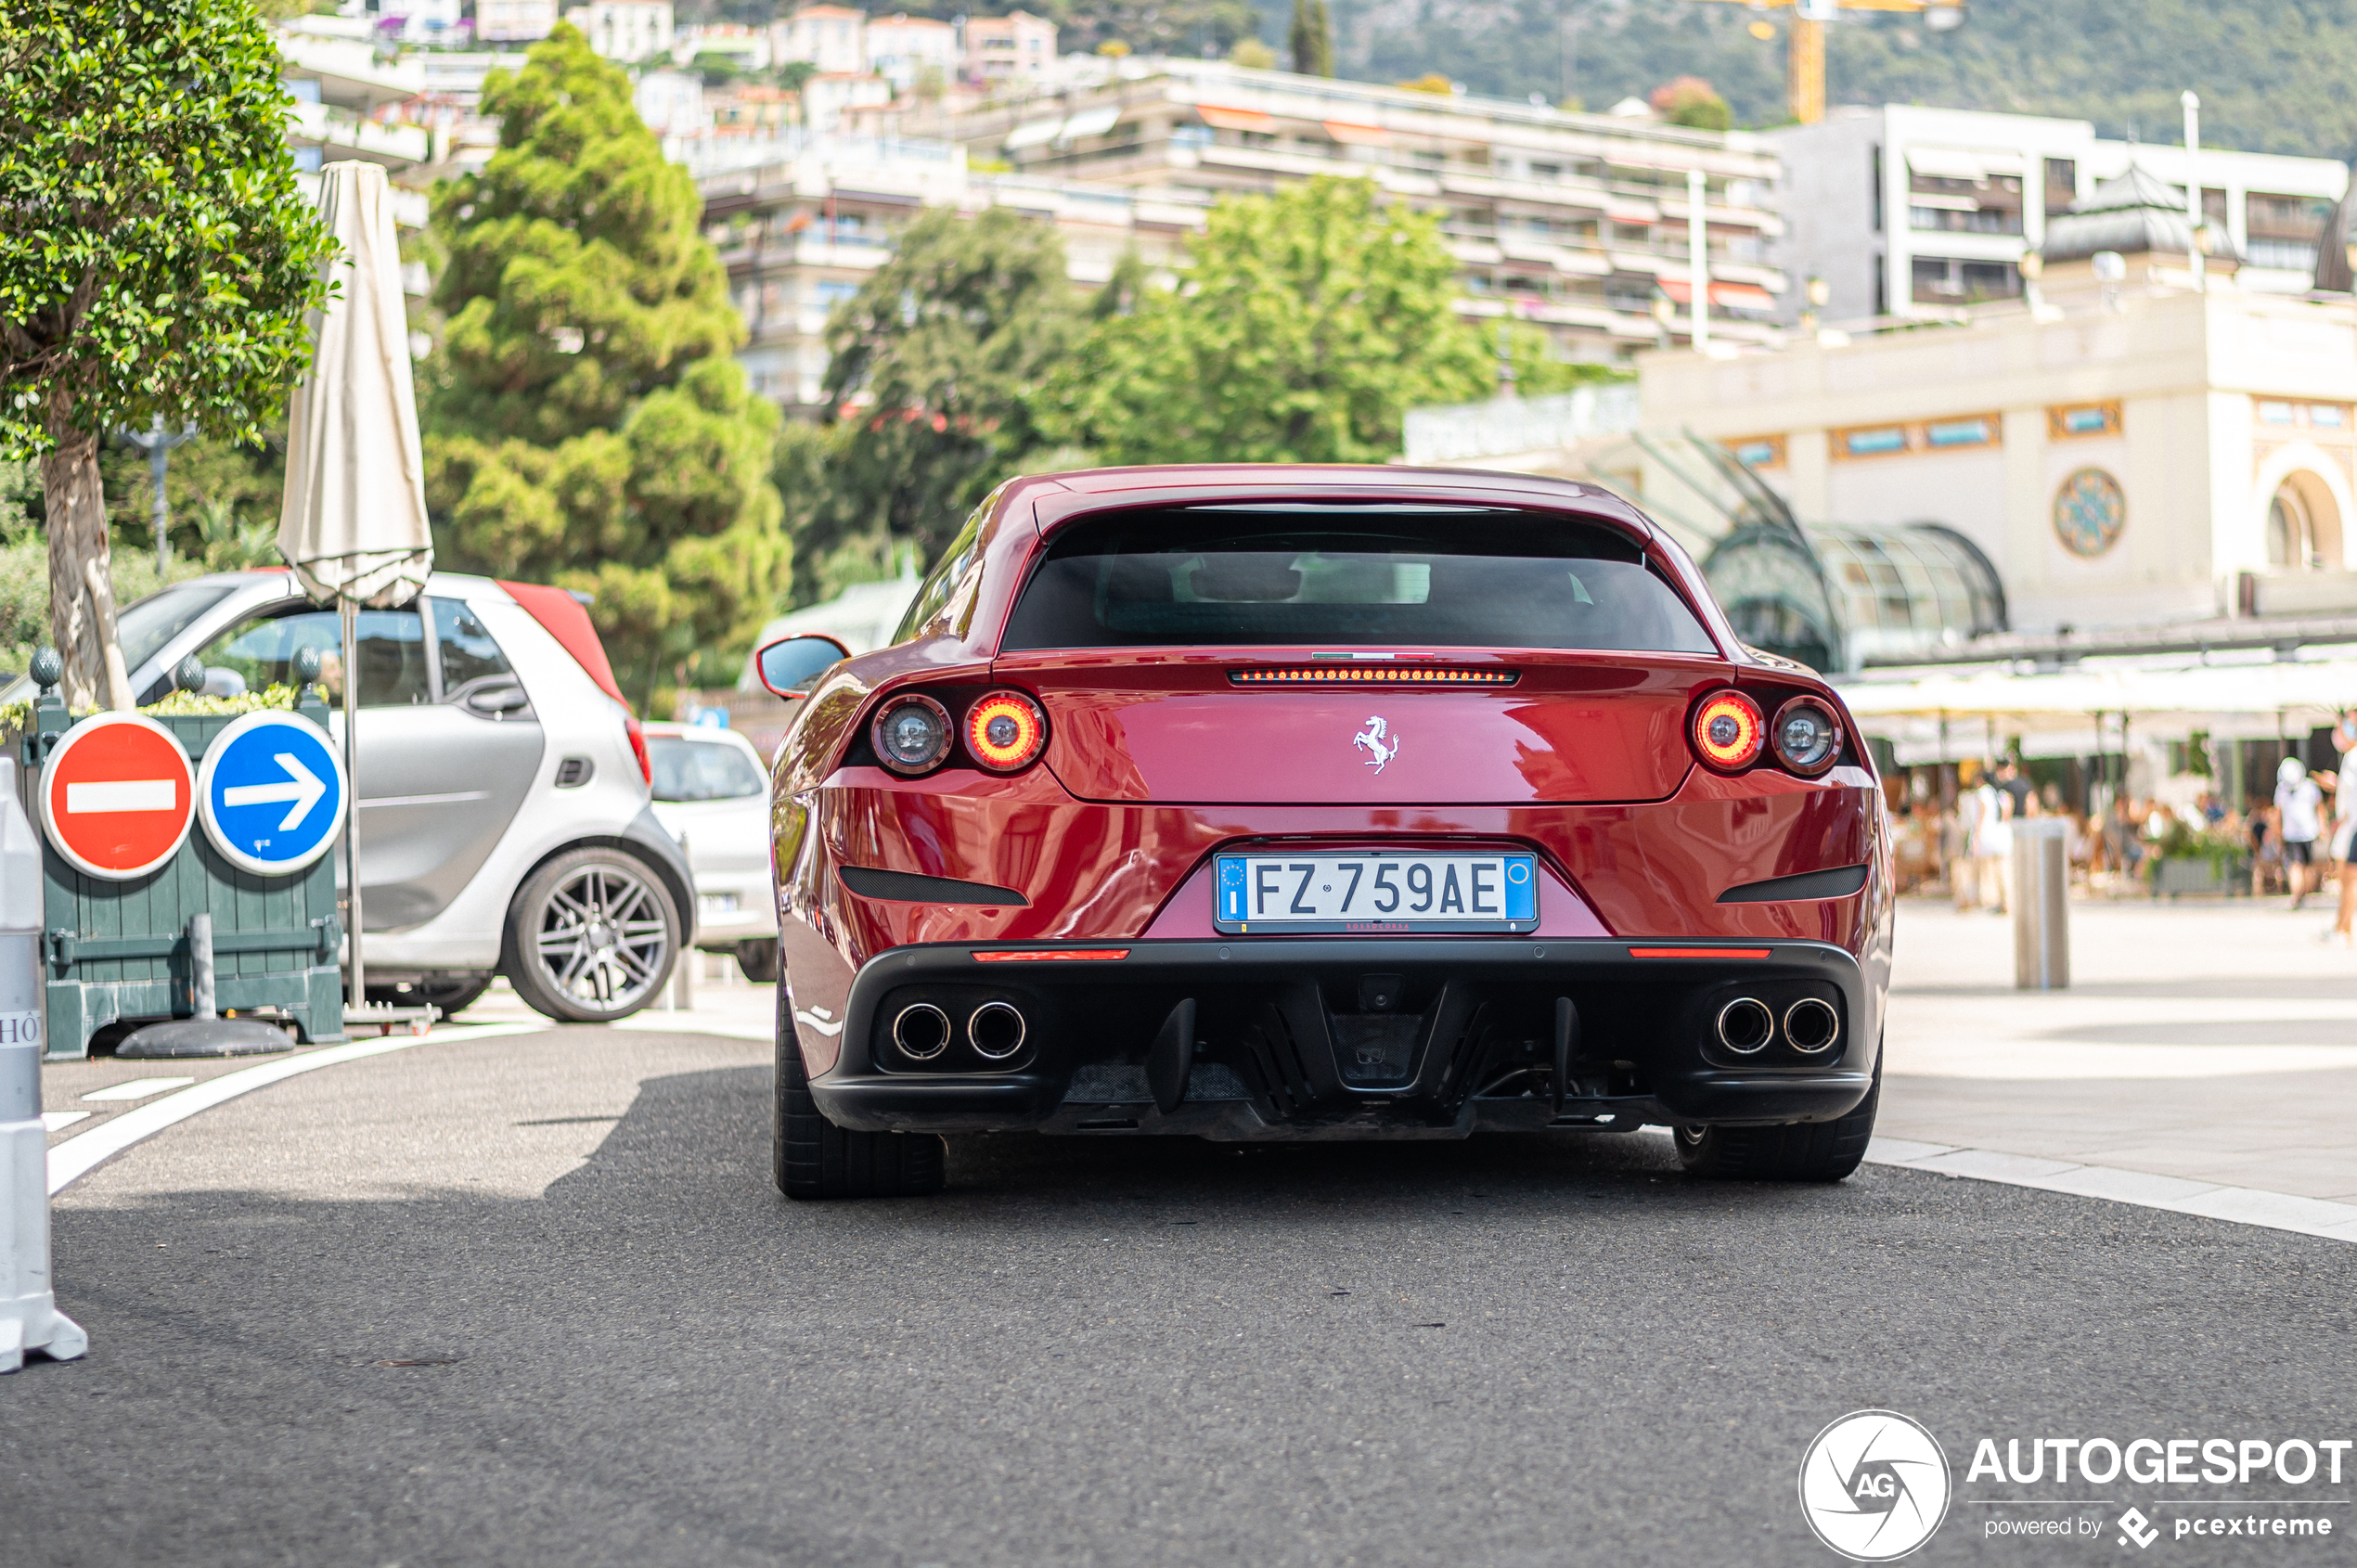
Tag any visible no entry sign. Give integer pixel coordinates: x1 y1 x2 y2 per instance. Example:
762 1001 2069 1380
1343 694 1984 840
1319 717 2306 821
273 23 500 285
39 713 197 880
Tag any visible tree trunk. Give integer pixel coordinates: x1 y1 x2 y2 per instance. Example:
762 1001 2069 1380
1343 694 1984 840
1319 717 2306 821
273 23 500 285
40 413 132 712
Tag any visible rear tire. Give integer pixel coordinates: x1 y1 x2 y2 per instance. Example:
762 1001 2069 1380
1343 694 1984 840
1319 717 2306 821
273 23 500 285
735 937 780 983
1675 1060 1879 1182
502 847 681 1024
775 991 945 1201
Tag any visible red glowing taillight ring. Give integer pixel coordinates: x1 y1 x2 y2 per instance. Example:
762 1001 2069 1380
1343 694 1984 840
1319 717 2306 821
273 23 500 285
964 690 1048 773
1690 689 1765 772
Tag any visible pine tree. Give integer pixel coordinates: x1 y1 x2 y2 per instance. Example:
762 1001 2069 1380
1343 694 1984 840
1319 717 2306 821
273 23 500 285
423 25 788 703
1288 0 1333 78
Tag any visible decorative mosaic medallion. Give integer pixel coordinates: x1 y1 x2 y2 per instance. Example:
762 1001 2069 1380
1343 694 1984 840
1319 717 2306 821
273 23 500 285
2053 468 2126 558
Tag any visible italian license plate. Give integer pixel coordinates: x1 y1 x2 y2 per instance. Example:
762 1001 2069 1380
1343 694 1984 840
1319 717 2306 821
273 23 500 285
1213 852 1539 934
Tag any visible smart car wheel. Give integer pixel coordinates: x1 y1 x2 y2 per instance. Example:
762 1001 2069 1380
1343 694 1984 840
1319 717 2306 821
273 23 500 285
503 848 681 1023
775 989 945 1201
1675 1057 1880 1183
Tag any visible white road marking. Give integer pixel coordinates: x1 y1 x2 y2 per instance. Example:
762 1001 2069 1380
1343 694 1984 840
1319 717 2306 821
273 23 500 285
41 1112 90 1132
65 778 176 813
222 752 326 829
80 1077 196 1101
45 1022 546 1195
1646 1125 2357 1243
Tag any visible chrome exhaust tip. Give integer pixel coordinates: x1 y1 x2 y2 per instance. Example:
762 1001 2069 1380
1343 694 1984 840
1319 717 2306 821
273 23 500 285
1715 996 1773 1055
1784 997 1840 1055
891 1002 951 1060
968 1000 1027 1060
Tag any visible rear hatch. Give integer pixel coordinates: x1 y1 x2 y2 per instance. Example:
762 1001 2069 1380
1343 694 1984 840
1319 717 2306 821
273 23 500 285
992 502 1724 806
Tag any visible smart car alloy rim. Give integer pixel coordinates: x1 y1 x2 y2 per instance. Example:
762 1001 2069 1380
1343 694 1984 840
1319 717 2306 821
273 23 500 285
532 862 670 1012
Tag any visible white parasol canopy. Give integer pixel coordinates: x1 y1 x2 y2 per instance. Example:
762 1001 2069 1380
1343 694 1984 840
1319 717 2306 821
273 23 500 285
276 161 434 1021
277 161 431 608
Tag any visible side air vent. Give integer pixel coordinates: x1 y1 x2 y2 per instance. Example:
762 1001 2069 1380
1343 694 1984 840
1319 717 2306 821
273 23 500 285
1230 665 1517 687
554 756 594 788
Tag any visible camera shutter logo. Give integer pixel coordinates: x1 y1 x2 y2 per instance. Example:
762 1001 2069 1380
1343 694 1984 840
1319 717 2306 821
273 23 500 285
1797 1410 1951 1562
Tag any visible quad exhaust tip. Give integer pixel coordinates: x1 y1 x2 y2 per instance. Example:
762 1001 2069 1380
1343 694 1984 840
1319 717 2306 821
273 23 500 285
1784 996 1840 1055
968 1000 1027 1060
892 1002 951 1060
1715 996 1774 1055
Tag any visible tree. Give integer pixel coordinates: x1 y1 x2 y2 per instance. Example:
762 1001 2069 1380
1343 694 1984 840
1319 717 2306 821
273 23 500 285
1651 75 1732 132
423 24 788 700
814 206 1080 572
0 0 334 708
426 23 741 447
1040 178 1490 466
1289 0 1333 77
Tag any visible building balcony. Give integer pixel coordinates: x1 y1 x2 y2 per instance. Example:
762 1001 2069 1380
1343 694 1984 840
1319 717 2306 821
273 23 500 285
286 101 431 168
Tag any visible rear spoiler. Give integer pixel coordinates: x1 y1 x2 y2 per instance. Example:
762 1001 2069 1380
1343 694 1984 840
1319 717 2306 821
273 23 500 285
499 580 631 712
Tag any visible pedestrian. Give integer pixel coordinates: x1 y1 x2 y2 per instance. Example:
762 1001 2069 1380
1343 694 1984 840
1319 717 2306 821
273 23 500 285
2328 711 2357 944
2276 756 2324 910
1968 767 2010 914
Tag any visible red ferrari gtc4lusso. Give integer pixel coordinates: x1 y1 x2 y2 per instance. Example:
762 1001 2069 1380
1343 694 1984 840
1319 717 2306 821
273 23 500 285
755 466 1892 1199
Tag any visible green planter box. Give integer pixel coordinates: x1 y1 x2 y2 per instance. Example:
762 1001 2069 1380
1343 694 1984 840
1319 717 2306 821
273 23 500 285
2150 855 2250 899
18 691 347 1060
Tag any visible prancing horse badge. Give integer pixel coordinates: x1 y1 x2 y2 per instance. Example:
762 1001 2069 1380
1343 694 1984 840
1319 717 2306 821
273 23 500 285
1353 715 1400 773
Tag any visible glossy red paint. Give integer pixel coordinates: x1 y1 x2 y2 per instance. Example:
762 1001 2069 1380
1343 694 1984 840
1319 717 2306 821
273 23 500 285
768 466 1895 1080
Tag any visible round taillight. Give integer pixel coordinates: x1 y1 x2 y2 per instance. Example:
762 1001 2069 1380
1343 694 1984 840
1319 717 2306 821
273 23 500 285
871 694 954 776
1691 689 1765 772
1771 697 1842 777
964 690 1047 773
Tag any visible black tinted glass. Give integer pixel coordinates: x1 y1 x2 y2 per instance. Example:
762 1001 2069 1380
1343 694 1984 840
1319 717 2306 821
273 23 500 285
194 606 430 706
1000 508 1716 653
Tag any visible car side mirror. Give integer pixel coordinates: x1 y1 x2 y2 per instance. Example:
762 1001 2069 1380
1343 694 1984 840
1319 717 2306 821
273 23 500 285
756 634 850 698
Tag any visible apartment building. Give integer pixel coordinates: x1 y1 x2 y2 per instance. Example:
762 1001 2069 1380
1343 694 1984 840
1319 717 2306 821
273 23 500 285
866 15 959 93
698 143 1196 412
906 59 1784 365
564 0 674 63
963 11 1057 82
1771 104 2350 324
476 0 558 44
774 6 869 76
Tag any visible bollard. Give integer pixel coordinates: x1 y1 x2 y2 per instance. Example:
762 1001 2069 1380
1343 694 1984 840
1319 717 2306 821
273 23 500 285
2012 817 2070 990
189 912 216 1020
0 758 87 1371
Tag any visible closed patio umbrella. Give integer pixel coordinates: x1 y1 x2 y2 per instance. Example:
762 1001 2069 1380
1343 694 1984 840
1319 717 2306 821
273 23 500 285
277 161 433 1016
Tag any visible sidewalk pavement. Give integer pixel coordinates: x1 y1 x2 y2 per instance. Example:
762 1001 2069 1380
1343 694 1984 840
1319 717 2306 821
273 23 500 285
1882 896 2357 1202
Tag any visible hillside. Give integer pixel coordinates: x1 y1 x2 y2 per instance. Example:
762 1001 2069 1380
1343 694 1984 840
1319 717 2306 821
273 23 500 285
1324 0 2357 161
682 0 2357 163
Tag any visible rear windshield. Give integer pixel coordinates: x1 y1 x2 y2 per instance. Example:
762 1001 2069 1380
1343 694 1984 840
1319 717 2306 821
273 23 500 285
649 737 766 802
999 507 1718 653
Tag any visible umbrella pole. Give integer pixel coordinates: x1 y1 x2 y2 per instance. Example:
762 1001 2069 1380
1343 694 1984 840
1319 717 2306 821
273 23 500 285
341 595 365 1012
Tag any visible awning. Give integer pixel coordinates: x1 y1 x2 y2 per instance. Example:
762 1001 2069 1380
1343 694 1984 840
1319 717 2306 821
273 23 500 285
1194 103 1275 133
1656 279 1778 308
1605 199 1660 225
1061 105 1121 140
1004 115 1063 149
1322 120 1387 146
1905 146 2027 182
1837 658 2357 731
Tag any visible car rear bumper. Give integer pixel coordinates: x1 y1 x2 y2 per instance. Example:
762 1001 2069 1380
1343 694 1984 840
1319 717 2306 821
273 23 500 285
805 937 1878 1139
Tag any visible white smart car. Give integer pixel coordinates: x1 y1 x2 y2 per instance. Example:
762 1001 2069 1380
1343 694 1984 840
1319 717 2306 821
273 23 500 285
4 570 696 1022
643 721 779 981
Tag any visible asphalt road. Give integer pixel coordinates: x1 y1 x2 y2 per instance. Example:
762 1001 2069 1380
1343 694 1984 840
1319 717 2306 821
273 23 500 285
5 1025 2354 1568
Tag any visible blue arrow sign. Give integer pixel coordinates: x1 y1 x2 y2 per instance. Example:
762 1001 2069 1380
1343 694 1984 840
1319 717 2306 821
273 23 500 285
196 711 348 877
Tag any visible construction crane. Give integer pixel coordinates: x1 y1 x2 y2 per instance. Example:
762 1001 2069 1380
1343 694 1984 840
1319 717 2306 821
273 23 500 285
1682 0 1964 125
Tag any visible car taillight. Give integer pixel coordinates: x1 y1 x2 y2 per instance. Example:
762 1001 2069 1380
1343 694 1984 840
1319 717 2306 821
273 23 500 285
963 689 1047 773
871 693 955 776
1690 689 1765 772
1771 697 1843 777
624 713 651 786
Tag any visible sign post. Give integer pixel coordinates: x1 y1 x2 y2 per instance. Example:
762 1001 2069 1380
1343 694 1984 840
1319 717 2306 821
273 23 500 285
1 756 87 1371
